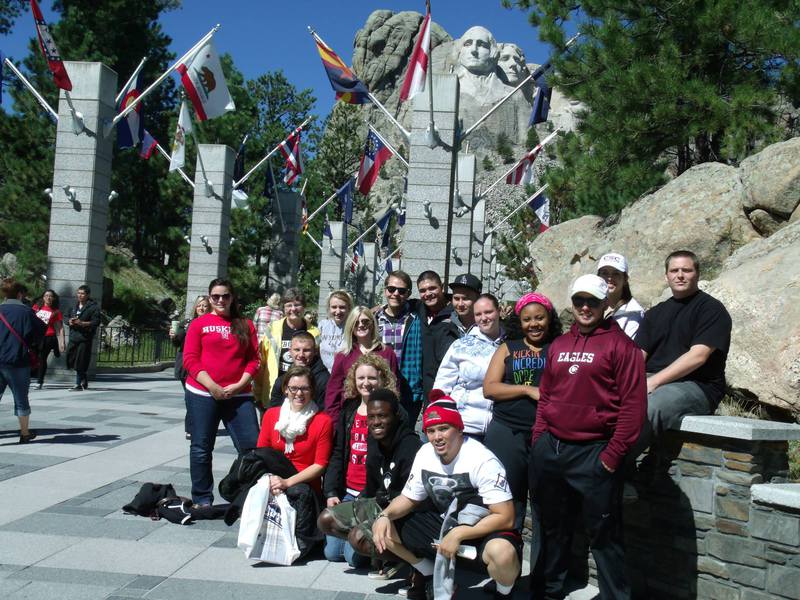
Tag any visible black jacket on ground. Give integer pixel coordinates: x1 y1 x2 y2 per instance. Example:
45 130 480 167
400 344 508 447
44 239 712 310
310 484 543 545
418 302 458 401
363 418 422 507
269 356 330 408
323 397 361 500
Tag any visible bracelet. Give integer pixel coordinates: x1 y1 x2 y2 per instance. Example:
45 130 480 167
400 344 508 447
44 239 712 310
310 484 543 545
376 513 390 521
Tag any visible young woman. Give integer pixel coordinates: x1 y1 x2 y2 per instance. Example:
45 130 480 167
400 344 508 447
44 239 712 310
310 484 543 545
596 252 645 339
483 292 561 528
32 289 66 389
324 307 398 423
317 290 353 372
322 354 398 567
433 293 506 440
171 295 210 439
182 279 260 506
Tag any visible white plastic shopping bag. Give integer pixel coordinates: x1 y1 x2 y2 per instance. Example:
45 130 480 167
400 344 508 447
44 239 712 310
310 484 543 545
237 474 300 565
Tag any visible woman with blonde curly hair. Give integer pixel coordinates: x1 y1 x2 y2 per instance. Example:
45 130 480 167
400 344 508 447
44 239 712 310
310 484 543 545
324 306 398 423
322 353 397 566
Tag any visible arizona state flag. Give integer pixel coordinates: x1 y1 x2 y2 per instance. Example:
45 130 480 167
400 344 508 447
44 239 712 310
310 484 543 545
30 0 72 91
312 32 369 104
177 40 235 121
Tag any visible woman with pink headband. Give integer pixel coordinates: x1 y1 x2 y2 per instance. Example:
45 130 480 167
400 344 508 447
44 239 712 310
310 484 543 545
483 292 561 533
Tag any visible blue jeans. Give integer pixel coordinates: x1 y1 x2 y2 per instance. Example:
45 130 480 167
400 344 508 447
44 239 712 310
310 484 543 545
323 493 370 568
186 390 260 505
0 366 31 416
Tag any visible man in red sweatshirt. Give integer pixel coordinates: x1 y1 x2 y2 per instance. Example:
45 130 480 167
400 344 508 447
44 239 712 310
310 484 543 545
529 274 646 600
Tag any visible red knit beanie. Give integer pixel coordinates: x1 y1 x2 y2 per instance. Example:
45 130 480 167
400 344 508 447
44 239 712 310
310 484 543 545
423 395 464 431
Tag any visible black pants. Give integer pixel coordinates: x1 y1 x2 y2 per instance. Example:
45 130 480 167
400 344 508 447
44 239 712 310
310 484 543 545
484 419 531 530
529 432 630 600
66 339 91 386
36 336 59 385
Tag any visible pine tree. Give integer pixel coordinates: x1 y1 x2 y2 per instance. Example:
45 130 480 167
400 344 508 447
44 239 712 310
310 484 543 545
505 0 800 217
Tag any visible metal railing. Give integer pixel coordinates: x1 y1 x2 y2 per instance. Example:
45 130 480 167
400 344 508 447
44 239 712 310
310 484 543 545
97 325 177 366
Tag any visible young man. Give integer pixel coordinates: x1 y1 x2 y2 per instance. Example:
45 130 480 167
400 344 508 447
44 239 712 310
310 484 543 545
267 331 329 410
448 273 481 337
372 397 521 600
634 251 732 448
317 389 422 567
374 271 424 423
416 271 458 402
530 274 646 600
65 285 101 391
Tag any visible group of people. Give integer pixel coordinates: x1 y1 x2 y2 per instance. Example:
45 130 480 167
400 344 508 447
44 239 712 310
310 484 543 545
177 248 731 600
0 280 101 443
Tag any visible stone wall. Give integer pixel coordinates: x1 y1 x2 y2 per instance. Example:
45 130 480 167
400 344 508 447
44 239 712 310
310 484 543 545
577 417 800 599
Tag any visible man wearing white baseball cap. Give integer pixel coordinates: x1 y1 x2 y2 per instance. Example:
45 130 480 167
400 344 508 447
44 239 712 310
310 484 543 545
596 253 645 340
529 274 646 600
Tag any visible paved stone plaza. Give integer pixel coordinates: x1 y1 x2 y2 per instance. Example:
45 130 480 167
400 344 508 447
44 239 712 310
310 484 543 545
0 372 596 600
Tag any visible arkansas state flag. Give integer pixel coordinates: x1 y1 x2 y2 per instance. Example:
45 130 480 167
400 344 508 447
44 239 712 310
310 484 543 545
399 5 431 103
116 71 145 149
177 40 235 121
528 191 550 232
356 128 392 195
30 0 72 91
278 131 303 185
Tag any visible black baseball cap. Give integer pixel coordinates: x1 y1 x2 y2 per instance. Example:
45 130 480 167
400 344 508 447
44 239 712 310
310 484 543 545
448 273 482 294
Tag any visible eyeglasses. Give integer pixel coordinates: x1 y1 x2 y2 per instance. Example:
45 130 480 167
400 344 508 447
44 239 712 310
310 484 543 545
571 296 603 309
210 293 231 302
386 286 408 295
287 385 311 394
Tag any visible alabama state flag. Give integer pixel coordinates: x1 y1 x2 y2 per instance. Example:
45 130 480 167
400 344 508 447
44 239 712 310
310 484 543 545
177 40 235 121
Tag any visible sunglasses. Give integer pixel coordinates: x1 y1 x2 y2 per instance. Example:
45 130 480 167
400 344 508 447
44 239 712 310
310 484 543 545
386 286 408 295
210 293 232 302
571 296 603 309
356 318 373 326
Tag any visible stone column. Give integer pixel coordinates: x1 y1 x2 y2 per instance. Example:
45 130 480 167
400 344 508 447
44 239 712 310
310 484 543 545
184 144 234 317
266 191 302 295
402 74 460 281
46 61 117 379
469 197 486 278
361 241 377 306
316 221 346 317
448 153 476 280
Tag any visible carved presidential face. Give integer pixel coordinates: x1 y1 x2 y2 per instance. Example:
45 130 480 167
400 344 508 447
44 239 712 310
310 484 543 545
497 43 529 85
458 26 498 76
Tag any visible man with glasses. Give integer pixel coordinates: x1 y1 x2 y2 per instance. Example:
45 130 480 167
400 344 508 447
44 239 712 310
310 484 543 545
375 271 424 424
529 274 646 600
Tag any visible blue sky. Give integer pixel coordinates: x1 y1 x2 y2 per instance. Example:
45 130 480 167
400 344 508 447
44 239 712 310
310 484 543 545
3 0 556 117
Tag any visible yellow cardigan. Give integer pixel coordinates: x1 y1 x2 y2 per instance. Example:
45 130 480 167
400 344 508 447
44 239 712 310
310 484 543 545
254 317 320 406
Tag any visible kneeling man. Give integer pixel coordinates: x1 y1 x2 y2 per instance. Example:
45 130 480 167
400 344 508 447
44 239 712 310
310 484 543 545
372 397 521 600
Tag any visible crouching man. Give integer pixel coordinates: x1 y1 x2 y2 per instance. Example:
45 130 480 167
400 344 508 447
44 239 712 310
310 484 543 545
371 397 521 600
317 388 421 574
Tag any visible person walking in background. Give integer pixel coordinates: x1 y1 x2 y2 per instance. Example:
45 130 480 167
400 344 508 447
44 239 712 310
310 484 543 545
65 285 101 391
0 278 46 443
182 279 261 507
318 290 353 372
596 253 645 340
170 295 210 439
32 289 66 390
253 292 283 339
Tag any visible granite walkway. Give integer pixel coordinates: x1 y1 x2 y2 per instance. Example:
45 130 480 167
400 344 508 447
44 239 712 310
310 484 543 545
0 372 597 600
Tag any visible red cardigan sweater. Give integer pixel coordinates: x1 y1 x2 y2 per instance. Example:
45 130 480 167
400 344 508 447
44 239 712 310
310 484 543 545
324 345 399 423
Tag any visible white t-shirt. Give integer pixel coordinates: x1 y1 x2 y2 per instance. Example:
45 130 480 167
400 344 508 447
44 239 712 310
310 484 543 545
403 437 512 513
612 297 645 340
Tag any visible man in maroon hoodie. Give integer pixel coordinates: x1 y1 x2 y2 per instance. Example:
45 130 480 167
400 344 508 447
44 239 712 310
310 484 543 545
529 274 646 600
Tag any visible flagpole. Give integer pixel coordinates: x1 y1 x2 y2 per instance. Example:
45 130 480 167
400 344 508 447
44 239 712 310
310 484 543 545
233 117 311 189
115 56 148 105
367 123 409 168
424 1 437 147
305 170 359 224
347 208 393 249
460 32 580 142
485 183 549 236
478 127 561 196
111 24 221 128
155 142 194 188
3 57 58 122
303 231 323 252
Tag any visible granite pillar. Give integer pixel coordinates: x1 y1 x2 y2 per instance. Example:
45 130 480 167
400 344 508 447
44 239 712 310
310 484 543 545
449 153 476 281
266 191 302 295
316 221 346 317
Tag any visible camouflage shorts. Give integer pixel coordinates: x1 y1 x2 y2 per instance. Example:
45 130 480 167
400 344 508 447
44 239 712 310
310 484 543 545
327 496 382 552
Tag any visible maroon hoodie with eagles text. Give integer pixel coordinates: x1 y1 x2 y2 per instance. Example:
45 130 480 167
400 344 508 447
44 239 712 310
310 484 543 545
531 318 646 471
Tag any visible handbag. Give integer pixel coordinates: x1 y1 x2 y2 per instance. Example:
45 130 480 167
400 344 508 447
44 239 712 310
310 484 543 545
237 474 300 565
0 311 40 371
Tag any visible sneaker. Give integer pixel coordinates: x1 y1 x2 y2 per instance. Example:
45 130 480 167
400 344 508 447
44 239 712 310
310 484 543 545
623 482 639 504
19 431 37 444
81 382 89 390
36 383 43 390
368 562 401 580
68 385 83 392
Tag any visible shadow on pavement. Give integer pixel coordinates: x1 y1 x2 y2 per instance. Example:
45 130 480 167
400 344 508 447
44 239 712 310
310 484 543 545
0 427 120 445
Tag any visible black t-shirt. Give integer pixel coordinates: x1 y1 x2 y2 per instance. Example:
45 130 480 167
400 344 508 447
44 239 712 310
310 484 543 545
278 320 307 374
494 338 548 432
636 290 732 404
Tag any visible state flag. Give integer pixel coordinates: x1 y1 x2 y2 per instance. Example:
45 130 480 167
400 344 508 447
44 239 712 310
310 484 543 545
300 195 309 233
506 147 541 185
138 129 157 160
323 210 333 240
336 178 354 225
376 208 394 251
312 32 370 104
278 131 303 185
356 127 392 196
528 191 551 232
399 3 431 103
351 233 365 273
30 0 72 91
169 100 192 172
177 40 235 121
529 71 552 126
116 71 145 149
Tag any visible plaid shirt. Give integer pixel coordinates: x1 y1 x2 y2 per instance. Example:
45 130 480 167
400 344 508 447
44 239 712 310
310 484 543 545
253 306 283 338
376 303 423 404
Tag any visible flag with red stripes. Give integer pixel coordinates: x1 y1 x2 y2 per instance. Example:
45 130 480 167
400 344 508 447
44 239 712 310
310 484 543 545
279 131 303 185
399 3 431 103
529 191 550 232
506 146 542 185
30 0 72 91
356 128 392 195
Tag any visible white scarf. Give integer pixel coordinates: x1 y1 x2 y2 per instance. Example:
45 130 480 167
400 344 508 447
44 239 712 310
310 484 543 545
275 397 318 454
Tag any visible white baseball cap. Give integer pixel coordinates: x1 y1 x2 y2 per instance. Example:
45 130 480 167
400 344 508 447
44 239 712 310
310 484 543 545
597 253 628 274
570 274 608 300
